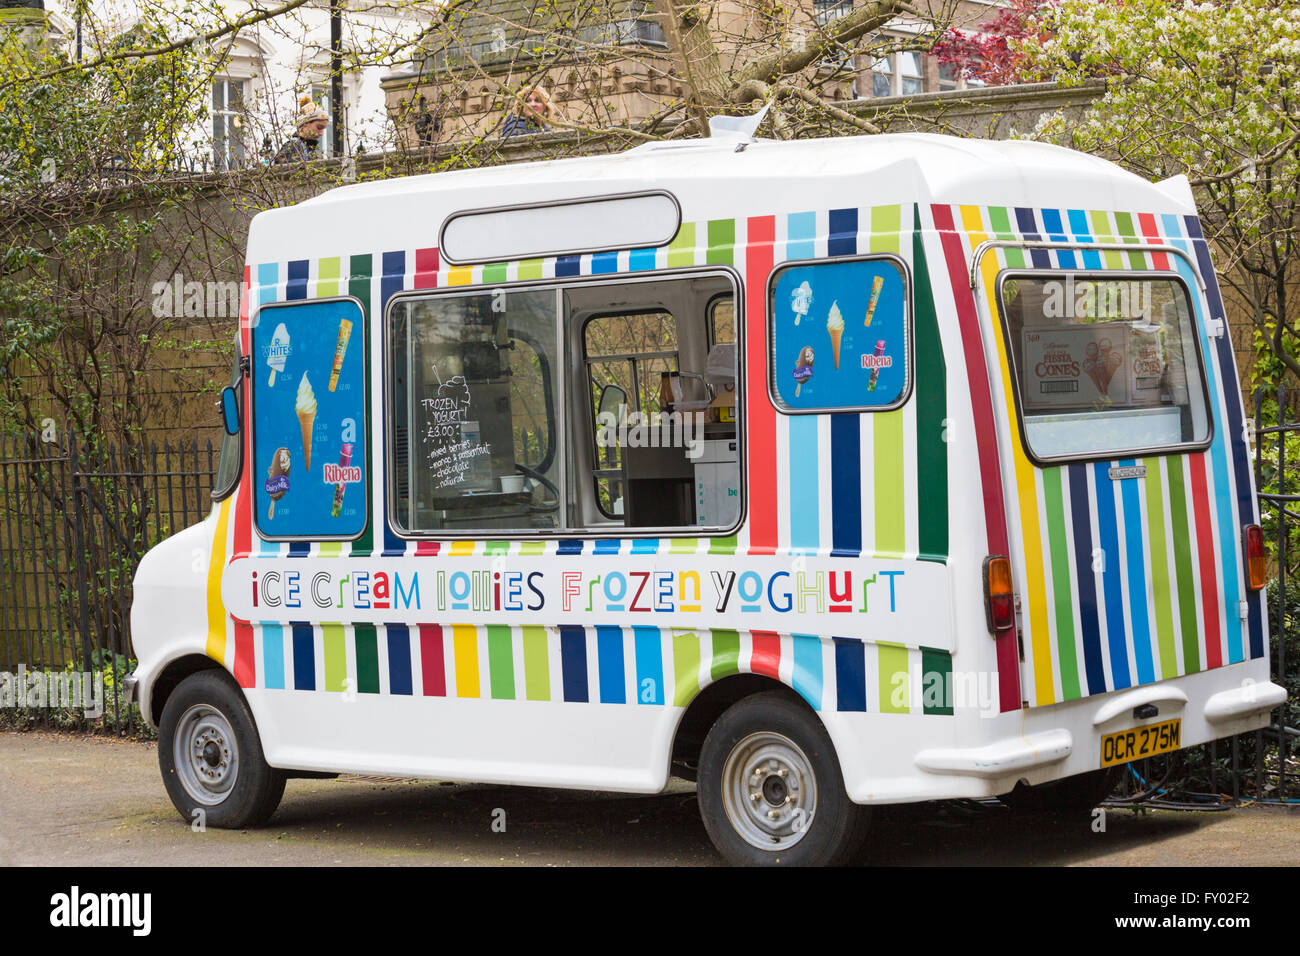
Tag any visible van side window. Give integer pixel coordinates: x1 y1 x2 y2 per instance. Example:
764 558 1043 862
389 289 563 533
251 298 368 540
768 257 910 413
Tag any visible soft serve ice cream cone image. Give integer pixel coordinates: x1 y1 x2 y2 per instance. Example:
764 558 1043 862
296 372 317 471
826 300 845 369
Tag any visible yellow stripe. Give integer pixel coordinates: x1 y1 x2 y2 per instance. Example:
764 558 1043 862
447 265 473 286
962 205 1056 706
449 540 475 556
204 498 233 662
452 624 480 697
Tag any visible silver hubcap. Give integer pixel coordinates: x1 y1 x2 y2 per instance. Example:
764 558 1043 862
174 704 238 806
721 731 817 850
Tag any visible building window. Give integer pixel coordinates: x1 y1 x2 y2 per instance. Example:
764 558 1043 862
871 50 893 97
814 0 852 26
938 61 960 92
898 51 923 96
212 78 247 171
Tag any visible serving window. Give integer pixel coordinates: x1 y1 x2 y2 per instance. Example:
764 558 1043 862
996 272 1212 462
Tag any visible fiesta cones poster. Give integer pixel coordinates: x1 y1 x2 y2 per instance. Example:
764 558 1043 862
252 299 367 538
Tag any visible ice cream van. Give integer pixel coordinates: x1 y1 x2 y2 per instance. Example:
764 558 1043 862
127 129 1286 865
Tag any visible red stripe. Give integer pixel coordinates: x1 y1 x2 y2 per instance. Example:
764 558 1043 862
745 216 777 554
415 541 440 556
1187 454 1223 669
232 266 256 688
414 247 439 288
750 630 780 679
1137 214 1171 270
419 624 446 695
930 205 1020 712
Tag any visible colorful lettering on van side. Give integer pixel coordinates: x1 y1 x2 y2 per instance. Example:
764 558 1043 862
933 203 1265 710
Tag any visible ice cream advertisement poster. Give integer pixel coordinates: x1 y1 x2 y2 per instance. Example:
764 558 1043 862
771 259 907 410
1020 322 1168 411
252 299 367 538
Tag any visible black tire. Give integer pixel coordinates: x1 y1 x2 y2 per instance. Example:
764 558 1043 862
697 691 871 866
158 669 285 829
1001 766 1120 816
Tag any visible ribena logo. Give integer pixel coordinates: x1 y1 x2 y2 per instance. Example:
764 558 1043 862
322 464 362 484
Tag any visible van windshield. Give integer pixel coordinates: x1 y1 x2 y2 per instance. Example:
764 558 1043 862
997 272 1212 462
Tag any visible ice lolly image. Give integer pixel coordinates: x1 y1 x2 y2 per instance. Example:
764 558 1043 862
296 372 317 471
826 300 845 369
863 275 884 326
793 346 814 397
331 443 353 518
265 447 290 519
791 281 812 326
328 317 353 392
866 340 887 392
267 323 289 386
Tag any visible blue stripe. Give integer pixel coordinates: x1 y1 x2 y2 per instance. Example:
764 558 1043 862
591 251 618 274
828 207 857 257
1093 462 1131 689
633 626 664 704
788 416 819 553
291 622 315 691
1040 209 1077 268
596 625 626 703
833 637 866 712
1066 209 1102 268
1165 218 1245 663
557 539 583 555
787 211 816 259
262 623 285 690
386 624 412 695
630 538 659 554
1118 459 1155 685
1184 215 1263 660
1015 208 1052 268
288 540 310 557
1067 465 1107 695
286 260 308 300
791 634 823 710
628 248 656 271
559 625 588 702
593 539 621 555
829 414 862 557
555 255 581 277
256 266 280 557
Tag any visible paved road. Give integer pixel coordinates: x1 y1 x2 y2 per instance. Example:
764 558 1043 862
1 730 1296 866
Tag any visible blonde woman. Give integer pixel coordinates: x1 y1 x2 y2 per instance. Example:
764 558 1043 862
502 84 563 138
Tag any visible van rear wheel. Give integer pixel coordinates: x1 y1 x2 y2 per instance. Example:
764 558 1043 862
697 691 870 866
158 670 285 829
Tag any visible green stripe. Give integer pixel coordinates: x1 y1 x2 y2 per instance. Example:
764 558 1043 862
913 206 948 562
1112 212 1148 269
487 624 516 699
323 623 347 692
355 623 379 694
317 256 341 297
707 535 736 556
921 646 953 716
517 540 545 556
672 631 701 706
1143 458 1178 679
1164 458 1201 673
349 254 373 557
878 643 909 714
667 222 695 268
705 219 734 266
318 542 342 557
483 541 509 554
873 411 905 557
521 625 549 700
988 206 1015 238
669 537 699 554
709 629 740 682
517 258 543 280
1089 210 1125 269
869 205 900 252
1042 468 1082 699
481 262 508 284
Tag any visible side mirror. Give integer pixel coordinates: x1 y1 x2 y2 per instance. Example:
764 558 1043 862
597 383 628 421
219 386 240 436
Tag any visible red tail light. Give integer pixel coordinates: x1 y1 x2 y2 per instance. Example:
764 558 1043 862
983 555 1015 633
1243 525 1266 591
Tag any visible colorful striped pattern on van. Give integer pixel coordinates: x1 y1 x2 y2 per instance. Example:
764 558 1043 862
933 204 1265 708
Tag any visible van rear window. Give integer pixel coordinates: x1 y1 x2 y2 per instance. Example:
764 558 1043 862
997 273 1212 462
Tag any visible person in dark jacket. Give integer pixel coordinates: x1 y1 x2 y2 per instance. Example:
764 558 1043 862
501 84 562 139
273 95 329 164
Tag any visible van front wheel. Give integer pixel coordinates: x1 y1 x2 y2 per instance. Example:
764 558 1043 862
697 692 870 866
158 670 285 829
